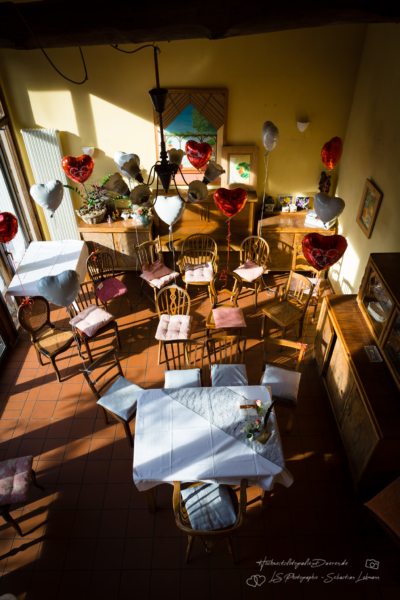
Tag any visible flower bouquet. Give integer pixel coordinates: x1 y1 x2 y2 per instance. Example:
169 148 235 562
240 400 271 441
135 205 152 225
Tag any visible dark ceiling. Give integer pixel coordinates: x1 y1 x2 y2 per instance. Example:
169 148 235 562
0 0 399 50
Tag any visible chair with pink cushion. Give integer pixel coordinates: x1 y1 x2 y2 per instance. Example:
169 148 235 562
155 285 193 364
177 234 219 302
87 250 132 312
234 236 269 308
206 271 245 338
0 455 44 536
134 236 179 305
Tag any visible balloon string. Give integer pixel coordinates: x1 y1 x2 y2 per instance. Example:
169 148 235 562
259 152 270 240
6 244 32 308
219 218 231 291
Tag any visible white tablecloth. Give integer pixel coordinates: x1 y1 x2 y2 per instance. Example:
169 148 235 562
5 241 89 304
133 385 293 492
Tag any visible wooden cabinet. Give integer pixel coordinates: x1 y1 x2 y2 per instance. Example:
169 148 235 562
257 212 337 271
77 218 154 271
315 294 400 489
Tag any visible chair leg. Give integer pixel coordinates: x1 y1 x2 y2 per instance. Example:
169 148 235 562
0 506 23 537
123 421 133 447
113 323 122 350
185 535 194 564
312 299 318 323
158 340 163 365
31 469 45 491
139 278 144 296
254 282 258 309
101 406 109 424
298 318 304 338
84 338 93 363
286 405 296 434
126 294 133 312
49 356 61 382
261 314 266 339
34 346 44 366
227 537 236 565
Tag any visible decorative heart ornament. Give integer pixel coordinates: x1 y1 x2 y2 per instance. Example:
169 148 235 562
61 155 94 184
114 151 142 181
314 192 345 223
302 233 348 271
185 140 212 169
321 137 343 170
0 212 18 243
37 270 80 307
246 575 266 588
261 120 280 152
30 180 63 217
154 195 185 231
213 188 248 218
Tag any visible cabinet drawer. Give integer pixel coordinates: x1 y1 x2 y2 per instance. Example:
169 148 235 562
325 339 354 423
315 301 334 374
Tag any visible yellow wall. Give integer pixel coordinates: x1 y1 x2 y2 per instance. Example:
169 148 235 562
0 26 366 239
331 24 400 294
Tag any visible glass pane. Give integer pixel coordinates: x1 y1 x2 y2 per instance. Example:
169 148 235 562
0 161 27 267
0 333 5 359
384 313 400 381
362 268 393 338
0 268 18 328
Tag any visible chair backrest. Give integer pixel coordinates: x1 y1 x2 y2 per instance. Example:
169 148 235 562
18 296 52 342
156 285 191 317
262 336 306 371
172 479 247 538
134 235 163 270
282 271 315 307
240 236 269 269
180 249 218 271
290 266 324 297
164 340 205 371
210 271 242 307
181 234 217 257
206 335 247 365
69 282 97 317
82 348 123 399
87 251 115 285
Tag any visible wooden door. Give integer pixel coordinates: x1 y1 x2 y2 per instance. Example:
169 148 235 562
325 339 355 424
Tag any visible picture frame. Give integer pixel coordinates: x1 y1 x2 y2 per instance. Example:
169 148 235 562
278 195 294 211
356 179 383 239
221 145 259 188
153 88 228 184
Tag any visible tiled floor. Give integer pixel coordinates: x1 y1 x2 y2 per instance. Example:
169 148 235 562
0 271 399 600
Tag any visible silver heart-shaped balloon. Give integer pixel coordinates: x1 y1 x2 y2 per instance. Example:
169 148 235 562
314 192 345 223
261 121 279 152
154 195 185 231
37 270 80 308
30 180 63 217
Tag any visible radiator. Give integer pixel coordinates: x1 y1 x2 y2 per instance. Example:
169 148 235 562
20 128 79 241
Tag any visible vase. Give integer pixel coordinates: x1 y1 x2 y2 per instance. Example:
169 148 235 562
138 215 149 225
282 205 289 213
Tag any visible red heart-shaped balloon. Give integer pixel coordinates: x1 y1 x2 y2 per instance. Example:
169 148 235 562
321 137 343 171
0 212 18 244
213 188 248 219
61 154 94 184
185 140 212 170
302 233 347 271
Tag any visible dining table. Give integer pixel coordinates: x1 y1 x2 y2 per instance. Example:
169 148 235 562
133 384 293 512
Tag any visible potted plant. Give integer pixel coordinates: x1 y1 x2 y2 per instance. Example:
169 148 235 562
66 175 130 225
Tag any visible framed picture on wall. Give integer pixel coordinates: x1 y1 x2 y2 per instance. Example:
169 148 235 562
356 179 383 239
220 145 258 188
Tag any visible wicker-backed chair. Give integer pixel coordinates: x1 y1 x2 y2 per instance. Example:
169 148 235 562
155 285 192 365
87 250 132 311
164 340 205 388
134 236 178 305
234 236 270 308
18 296 75 382
206 271 244 337
173 479 248 564
177 234 219 301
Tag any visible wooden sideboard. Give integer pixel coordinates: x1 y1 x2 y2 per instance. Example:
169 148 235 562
257 212 337 271
77 218 154 270
315 294 400 491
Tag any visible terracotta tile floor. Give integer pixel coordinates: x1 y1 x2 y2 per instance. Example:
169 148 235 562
0 272 399 600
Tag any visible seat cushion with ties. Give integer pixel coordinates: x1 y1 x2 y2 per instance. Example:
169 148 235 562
234 259 264 282
155 314 194 341
95 278 128 303
69 304 114 338
0 456 33 505
184 262 214 283
181 483 237 531
97 376 143 421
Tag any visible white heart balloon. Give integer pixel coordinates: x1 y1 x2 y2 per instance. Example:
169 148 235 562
261 121 279 152
114 151 141 179
37 270 80 308
314 192 345 223
30 180 63 217
154 195 185 231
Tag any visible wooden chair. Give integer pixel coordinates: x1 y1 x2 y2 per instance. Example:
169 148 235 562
173 479 248 564
292 266 330 322
164 340 205 388
82 348 143 447
177 234 219 301
155 285 192 365
234 235 270 308
260 271 315 339
206 335 248 387
87 250 132 311
18 296 75 382
206 271 244 337
134 236 175 305
69 281 121 363
258 337 306 433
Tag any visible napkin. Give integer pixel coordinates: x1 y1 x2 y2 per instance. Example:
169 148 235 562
238 398 257 418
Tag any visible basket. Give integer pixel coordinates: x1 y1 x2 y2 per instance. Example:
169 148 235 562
76 207 107 225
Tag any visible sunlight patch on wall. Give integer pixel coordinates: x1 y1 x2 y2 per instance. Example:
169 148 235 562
330 234 360 294
27 91 78 136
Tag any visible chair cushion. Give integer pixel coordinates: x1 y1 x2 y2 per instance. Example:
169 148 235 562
184 262 214 283
212 307 246 329
37 328 74 355
181 483 237 531
95 278 128 303
155 314 193 341
140 271 179 290
164 369 202 388
97 376 143 421
142 260 173 281
234 259 264 282
0 456 33 505
211 364 249 387
261 364 301 402
69 304 114 338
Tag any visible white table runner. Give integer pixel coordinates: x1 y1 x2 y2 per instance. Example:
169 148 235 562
133 385 293 492
5 240 89 304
